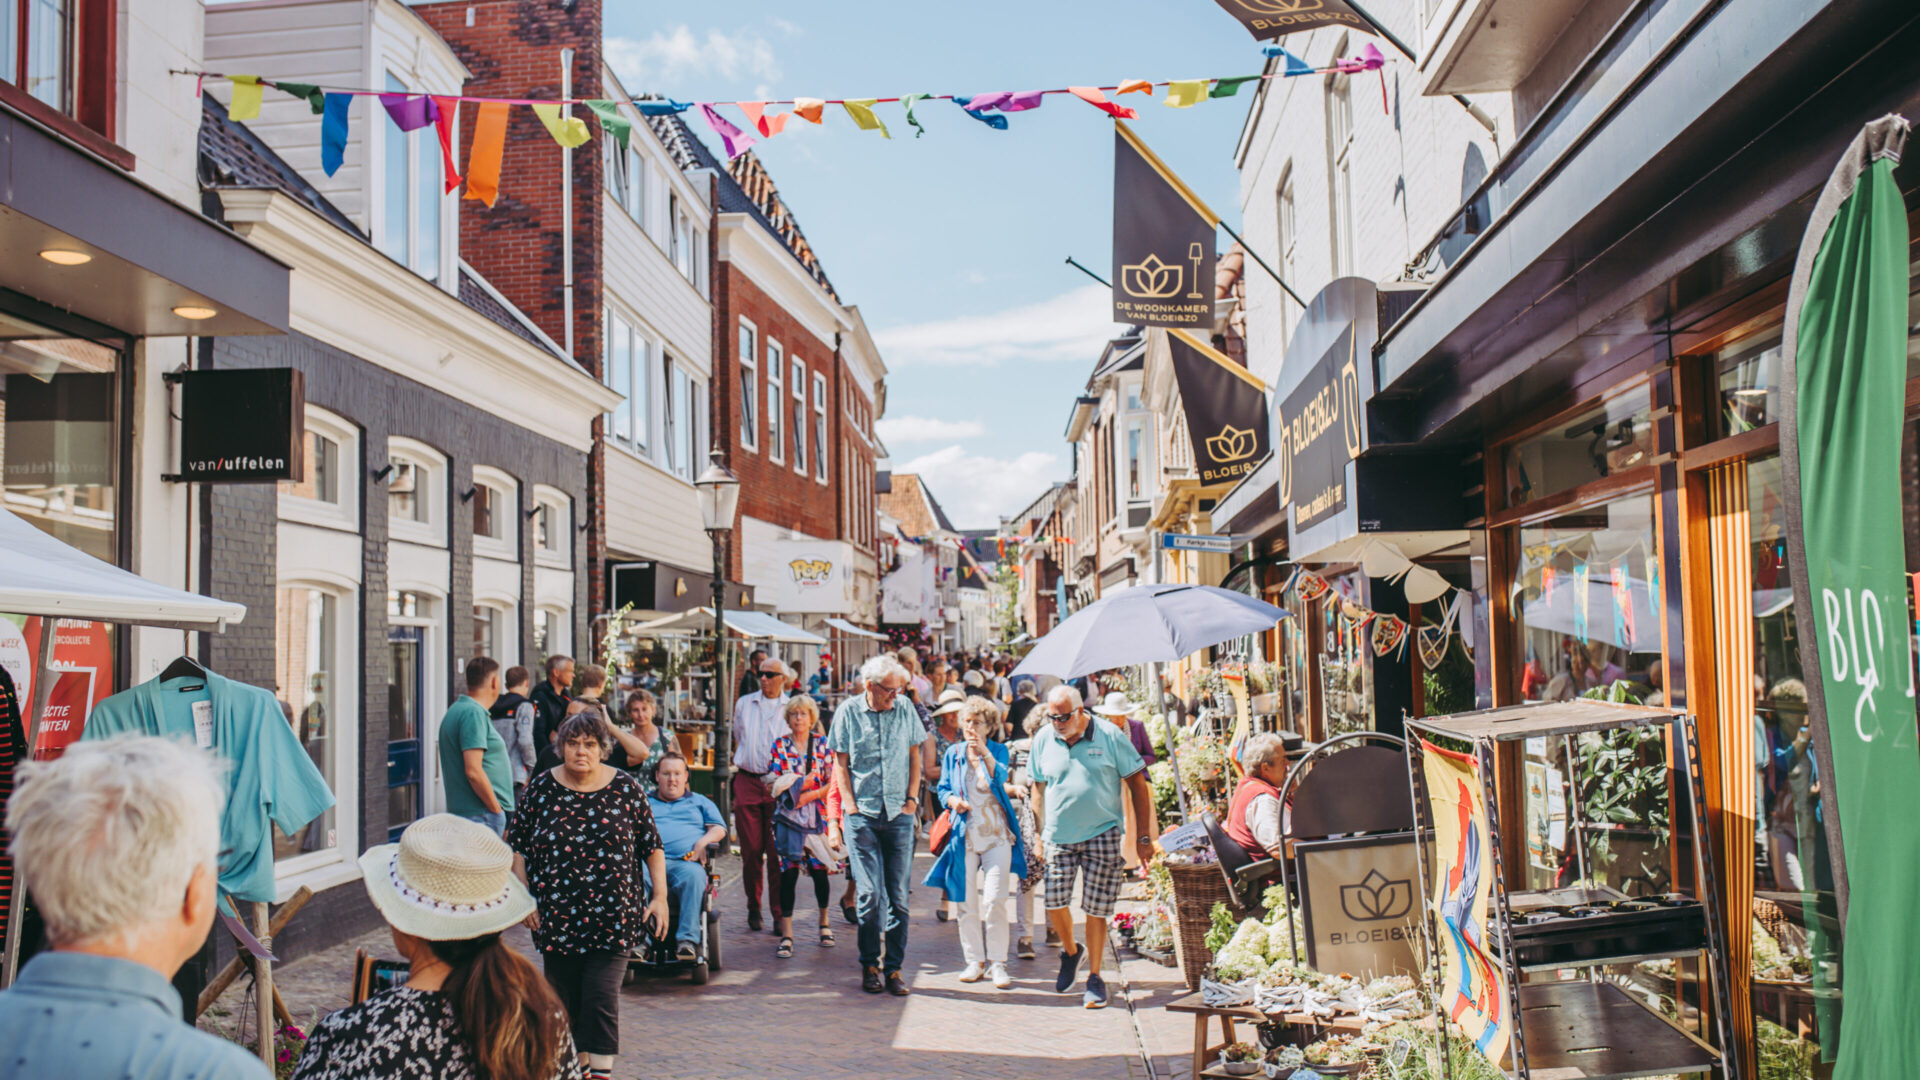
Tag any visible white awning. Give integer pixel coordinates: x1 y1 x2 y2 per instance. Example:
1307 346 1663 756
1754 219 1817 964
0 508 245 630
633 607 826 645
822 617 885 639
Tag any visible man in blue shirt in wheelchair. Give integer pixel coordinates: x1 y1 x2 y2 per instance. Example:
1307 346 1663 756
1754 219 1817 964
648 753 728 959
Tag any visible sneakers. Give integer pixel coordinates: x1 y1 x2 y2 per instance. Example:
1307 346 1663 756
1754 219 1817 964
936 907 950 923
990 963 1012 989
1016 937 1036 960
1054 944 1084 993
748 909 764 932
1083 971 1109 1009
675 941 698 962
885 970 911 996
959 961 985 983
1044 927 1061 946
862 966 885 994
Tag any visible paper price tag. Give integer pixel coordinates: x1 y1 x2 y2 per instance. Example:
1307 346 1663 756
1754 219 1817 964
192 700 214 749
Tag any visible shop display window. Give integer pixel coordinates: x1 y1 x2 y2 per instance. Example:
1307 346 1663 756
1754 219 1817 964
1503 389 1653 508
1320 570 1374 737
1509 494 1662 703
274 585 339 860
1714 325 1785 436
0 317 118 562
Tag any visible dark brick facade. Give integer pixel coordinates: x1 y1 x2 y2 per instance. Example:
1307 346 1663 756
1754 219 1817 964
204 329 589 962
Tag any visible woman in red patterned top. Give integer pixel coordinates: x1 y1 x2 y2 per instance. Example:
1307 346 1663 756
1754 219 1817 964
767 696 842 957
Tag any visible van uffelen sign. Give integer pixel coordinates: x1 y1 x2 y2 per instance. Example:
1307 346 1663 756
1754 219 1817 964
171 368 305 483
1166 329 1270 486
1275 323 1363 532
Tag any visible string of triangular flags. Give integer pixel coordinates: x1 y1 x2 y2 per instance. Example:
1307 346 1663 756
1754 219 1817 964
192 42 1387 204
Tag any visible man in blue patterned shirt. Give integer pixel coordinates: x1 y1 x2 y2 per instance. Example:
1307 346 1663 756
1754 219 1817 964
829 653 926 997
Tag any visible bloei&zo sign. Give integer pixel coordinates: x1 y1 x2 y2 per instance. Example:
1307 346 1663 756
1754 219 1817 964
1275 325 1363 532
166 369 306 484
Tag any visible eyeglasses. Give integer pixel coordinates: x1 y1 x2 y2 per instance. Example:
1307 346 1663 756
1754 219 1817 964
869 684 902 700
1047 709 1081 724
758 671 782 679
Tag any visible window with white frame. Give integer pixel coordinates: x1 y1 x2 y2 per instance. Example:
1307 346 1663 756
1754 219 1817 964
470 466 518 561
534 606 571 667
1326 73 1355 278
603 128 629 205
279 407 360 532
387 438 447 547
1277 164 1298 337
669 362 699 481
738 319 759 451
791 358 807 473
273 583 355 864
767 339 786 464
662 359 681 478
670 193 689 278
813 372 828 483
472 603 501 664
626 146 647 223
379 73 443 283
603 308 655 456
531 485 570 568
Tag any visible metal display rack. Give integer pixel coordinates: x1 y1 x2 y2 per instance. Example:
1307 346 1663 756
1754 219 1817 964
1404 700 1738 1080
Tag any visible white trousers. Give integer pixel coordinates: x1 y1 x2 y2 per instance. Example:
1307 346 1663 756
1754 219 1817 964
1009 876 1041 936
957 842 1014 966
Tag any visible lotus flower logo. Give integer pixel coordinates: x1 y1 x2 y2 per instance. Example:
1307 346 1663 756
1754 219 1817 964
788 558 833 586
1340 868 1413 922
1235 0 1326 13
1121 253 1183 299
1205 424 1258 463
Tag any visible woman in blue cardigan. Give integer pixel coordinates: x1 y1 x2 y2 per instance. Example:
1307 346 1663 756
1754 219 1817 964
925 696 1029 989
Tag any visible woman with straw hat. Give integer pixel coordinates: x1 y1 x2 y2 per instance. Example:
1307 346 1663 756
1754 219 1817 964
508 712 668 1080
291 814 580 1080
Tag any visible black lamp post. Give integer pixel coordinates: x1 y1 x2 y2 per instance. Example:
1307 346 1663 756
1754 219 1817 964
695 446 741 817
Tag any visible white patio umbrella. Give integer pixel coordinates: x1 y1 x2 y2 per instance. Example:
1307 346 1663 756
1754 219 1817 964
1010 584 1288 680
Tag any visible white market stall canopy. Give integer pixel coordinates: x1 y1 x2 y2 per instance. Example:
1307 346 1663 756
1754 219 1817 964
0 508 246 630
823 617 885 639
634 607 827 645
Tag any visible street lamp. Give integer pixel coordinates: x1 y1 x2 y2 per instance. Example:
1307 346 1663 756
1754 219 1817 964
695 446 741 817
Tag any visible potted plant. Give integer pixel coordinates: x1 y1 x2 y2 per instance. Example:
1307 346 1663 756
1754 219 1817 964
1220 1042 1262 1076
1261 1044 1304 1079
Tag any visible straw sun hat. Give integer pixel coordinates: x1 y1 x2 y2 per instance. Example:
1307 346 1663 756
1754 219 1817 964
1091 692 1137 718
929 688 969 717
359 814 537 940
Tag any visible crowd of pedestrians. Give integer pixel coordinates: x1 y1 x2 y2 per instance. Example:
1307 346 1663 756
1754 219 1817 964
0 642 1157 1080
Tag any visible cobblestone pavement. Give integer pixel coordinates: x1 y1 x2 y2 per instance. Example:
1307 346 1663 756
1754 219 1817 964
208 851 1202 1080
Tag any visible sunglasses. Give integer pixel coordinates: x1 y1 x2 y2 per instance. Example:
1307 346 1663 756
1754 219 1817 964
758 671 783 678
1047 709 1081 723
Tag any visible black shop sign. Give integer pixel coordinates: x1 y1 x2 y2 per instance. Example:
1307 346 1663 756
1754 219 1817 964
1275 326 1363 531
167 369 305 483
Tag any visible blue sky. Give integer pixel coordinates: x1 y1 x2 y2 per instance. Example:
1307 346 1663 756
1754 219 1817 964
608 2 1268 528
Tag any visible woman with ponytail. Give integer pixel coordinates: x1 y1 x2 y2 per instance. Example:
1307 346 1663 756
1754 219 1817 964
293 814 579 1080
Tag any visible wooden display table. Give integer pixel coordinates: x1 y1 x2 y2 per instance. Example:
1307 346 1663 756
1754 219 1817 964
1167 993 1367 1077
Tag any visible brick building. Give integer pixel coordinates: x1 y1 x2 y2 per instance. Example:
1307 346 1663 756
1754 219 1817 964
650 117 887 641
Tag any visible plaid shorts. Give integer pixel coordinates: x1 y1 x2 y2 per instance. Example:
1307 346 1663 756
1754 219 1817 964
1043 826 1126 918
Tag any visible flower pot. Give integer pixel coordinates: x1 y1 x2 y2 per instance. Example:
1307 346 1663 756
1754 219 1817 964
1218 1061 1259 1076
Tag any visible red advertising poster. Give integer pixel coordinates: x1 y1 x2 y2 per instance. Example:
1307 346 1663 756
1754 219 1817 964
0 615 115 760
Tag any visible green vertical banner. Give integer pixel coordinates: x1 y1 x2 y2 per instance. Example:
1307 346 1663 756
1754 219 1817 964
1778 114 1920 1078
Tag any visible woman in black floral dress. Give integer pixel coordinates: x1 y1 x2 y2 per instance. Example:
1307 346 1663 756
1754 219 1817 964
508 712 668 1080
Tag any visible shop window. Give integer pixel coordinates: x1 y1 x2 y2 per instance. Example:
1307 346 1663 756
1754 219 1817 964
0 323 120 562
1320 571 1375 737
534 607 570 667
1503 390 1654 508
1714 325 1785 436
1509 493 1661 703
389 589 429 618
273 585 341 861
473 604 498 663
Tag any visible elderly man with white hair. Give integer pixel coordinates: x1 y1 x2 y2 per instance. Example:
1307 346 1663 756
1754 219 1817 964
1028 683 1154 1009
0 736 268 1079
828 652 927 997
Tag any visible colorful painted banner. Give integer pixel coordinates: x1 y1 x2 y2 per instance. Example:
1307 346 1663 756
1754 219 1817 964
1419 738 1511 1068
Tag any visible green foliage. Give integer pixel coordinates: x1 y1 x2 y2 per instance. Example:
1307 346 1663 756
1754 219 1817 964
1419 634 1475 717
1204 901 1239 954
1148 760 1181 822
1571 687 1671 889
1756 1019 1818 1080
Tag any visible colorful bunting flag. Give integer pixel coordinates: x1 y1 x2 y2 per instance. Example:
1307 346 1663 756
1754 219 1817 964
320 93 351 177
793 97 826 123
379 92 436 132
1067 86 1137 120
229 75 263 121
1264 47 1314 77
902 93 932 137
841 99 890 139
700 102 758 159
276 81 326 115
1165 80 1210 108
965 91 1012 112
953 95 1009 130
737 101 789 137
1116 78 1153 95
431 95 461 193
531 103 592 148
634 99 691 116
1209 76 1260 98
464 101 509 206
585 100 632 148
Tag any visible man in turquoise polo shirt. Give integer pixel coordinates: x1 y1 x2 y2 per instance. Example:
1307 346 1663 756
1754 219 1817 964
438 656 513 835
1029 684 1154 1009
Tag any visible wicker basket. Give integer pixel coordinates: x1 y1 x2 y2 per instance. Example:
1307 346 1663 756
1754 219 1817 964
1168 860 1235 989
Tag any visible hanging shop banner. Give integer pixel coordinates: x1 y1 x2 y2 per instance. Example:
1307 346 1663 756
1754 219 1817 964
1211 0 1372 40
1166 329 1269 485
1778 114 1920 1078
172 368 305 483
1275 324 1363 531
1112 123 1217 328
774 540 855 615
1419 738 1511 1068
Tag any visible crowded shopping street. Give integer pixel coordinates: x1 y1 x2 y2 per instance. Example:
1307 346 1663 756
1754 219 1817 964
5 0 1920 1078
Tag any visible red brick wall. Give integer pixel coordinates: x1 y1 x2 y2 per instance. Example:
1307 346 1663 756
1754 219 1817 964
711 259 874 582
414 0 609 610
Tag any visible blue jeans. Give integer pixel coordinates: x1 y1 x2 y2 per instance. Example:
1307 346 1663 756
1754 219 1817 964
664 859 708 944
462 811 506 836
847 811 915 972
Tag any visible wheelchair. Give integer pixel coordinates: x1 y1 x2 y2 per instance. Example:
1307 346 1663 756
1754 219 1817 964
623 840 724 986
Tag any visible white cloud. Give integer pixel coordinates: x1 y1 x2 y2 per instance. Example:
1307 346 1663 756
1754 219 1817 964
900 445 1062 530
875 416 986 443
606 26 781 91
872 285 1123 368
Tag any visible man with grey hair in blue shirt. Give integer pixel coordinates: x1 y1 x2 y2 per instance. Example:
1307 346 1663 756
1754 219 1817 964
829 652 927 998
0 735 268 1079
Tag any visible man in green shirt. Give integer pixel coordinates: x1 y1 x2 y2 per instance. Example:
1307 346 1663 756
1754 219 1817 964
439 656 513 834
